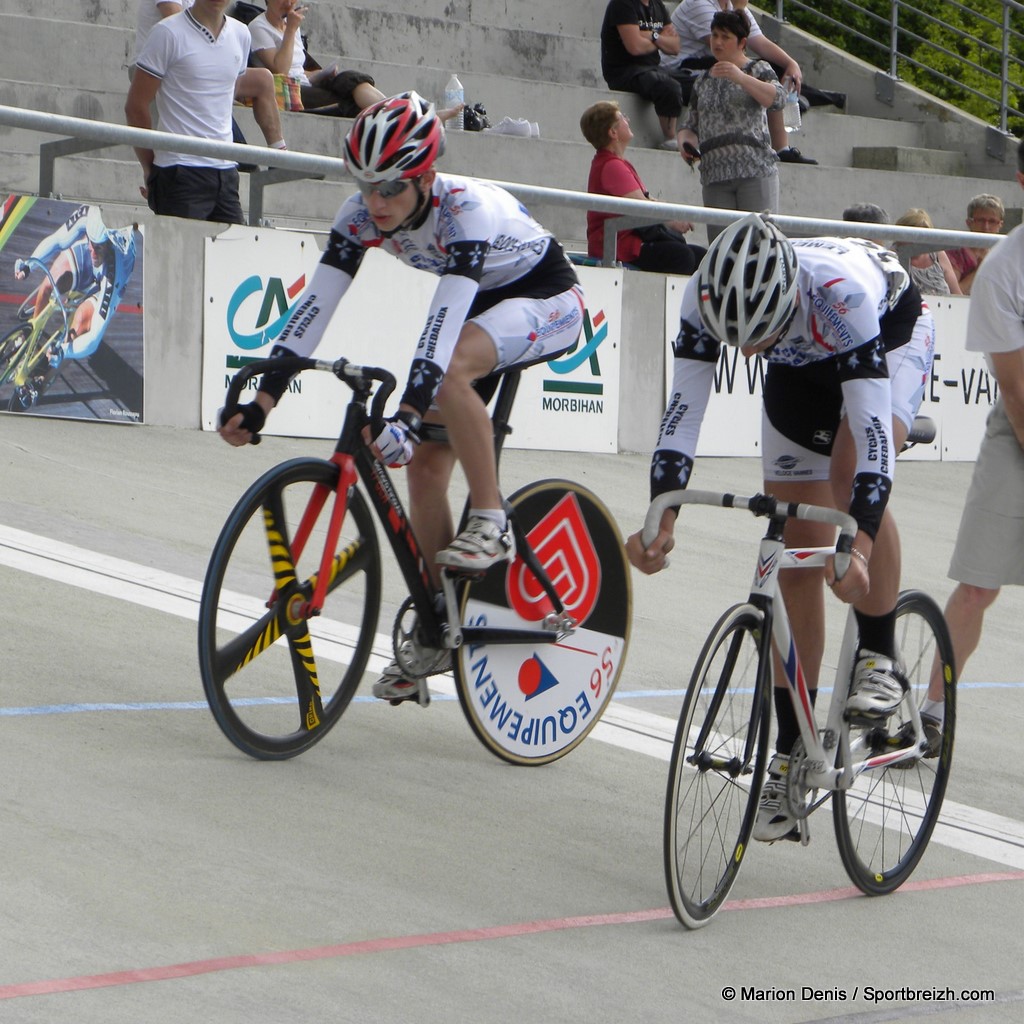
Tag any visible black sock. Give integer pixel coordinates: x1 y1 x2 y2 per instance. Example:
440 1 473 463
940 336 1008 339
854 609 897 659
774 687 817 756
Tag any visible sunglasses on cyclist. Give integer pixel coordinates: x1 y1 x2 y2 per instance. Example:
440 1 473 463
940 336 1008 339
355 178 415 200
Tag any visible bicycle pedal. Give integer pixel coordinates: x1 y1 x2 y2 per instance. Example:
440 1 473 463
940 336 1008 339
442 567 487 581
844 709 889 729
386 679 431 708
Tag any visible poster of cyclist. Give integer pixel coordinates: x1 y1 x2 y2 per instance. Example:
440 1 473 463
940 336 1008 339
0 195 144 422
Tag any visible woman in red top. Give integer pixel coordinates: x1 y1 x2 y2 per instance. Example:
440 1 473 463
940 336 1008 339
581 100 705 273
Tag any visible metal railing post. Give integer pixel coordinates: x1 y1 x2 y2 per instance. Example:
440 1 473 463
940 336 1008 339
39 137 110 197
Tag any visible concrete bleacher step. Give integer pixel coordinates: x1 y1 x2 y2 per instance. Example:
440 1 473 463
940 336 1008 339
853 145 967 176
0 6 600 100
0 0 606 42
2 2 1020 245
5 113 1013 259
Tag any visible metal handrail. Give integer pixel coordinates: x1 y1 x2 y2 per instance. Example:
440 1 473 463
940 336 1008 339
773 0 1024 134
0 104 1003 265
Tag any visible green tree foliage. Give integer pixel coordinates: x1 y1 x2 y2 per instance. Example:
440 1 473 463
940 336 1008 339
786 0 1023 134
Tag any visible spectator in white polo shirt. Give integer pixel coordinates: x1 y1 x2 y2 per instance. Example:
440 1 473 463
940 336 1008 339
126 0 251 223
131 0 286 155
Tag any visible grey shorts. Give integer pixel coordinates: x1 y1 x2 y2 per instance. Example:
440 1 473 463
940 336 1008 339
948 399 1024 588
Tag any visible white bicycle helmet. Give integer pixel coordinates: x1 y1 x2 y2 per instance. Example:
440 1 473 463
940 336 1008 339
84 205 109 246
343 91 443 184
696 212 799 350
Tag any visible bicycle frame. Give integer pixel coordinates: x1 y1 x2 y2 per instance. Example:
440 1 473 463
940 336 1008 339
224 356 575 657
645 489 929 803
754 520 930 800
1 257 79 389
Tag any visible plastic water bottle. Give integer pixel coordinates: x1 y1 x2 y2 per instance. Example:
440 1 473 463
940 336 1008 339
443 73 464 130
783 84 802 133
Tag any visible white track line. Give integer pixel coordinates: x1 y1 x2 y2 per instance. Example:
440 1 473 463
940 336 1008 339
2 523 1022 868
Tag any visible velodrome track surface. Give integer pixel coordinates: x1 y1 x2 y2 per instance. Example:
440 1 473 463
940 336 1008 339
1 413 1022 1023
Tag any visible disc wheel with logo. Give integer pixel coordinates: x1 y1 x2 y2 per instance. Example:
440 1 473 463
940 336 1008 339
453 479 631 766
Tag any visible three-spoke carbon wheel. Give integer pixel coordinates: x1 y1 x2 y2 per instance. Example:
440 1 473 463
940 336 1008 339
199 458 382 759
664 604 770 928
833 589 956 894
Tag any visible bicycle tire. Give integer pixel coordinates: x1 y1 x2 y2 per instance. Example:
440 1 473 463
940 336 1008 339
452 479 631 766
198 457 382 759
833 589 956 895
664 603 770 928
0 323 33 386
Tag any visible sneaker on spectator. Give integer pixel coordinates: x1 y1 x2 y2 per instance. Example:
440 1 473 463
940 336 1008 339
846 651 907 719
753 753 798 842
777 146 818 164
660 137 679 150
436 514 515 572
485 116 532 137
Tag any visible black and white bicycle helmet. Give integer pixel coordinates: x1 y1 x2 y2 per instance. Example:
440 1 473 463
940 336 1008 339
343 91 444 184
696 212 799 350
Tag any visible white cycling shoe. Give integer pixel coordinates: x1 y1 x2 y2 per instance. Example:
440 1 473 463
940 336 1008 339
372 650 451 702
846 651 907 719
435 515 515 573
753 754 799 842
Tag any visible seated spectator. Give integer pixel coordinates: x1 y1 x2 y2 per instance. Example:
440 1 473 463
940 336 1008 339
247 0 383 117
895 209 963 296
600 0 687 149
842 201 889 225
245 1 463 124
662 0 838 164
677 11 785 242
945 193 1005 295
581 101 706 272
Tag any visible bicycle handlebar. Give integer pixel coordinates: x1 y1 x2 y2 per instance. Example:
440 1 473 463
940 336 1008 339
17 256 72 332
222 356 398 445
642 489 859 579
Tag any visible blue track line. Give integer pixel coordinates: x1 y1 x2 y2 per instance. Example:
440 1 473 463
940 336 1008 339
1 681 1020 717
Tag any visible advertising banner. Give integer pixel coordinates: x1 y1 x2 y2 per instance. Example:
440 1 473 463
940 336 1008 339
202 228 424 439
509 265 622 453
663 283 991 463
0 195 144 423
202 228 621 452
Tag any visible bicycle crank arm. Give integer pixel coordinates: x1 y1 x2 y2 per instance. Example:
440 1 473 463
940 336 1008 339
458 626 567 645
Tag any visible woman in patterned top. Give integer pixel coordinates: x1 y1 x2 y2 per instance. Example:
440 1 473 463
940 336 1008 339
894 208 963 296
676 9 785 242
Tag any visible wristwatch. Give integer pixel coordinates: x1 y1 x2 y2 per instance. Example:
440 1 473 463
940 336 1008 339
651 29 660 44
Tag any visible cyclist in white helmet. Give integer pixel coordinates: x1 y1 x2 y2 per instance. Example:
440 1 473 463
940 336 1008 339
626 212 926 842
219 92 586 702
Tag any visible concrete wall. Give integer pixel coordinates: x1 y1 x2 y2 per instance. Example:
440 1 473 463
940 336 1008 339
98 212 669 451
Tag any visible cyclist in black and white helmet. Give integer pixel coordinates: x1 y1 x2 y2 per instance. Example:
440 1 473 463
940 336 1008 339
626 212 926 842
219 92 586 703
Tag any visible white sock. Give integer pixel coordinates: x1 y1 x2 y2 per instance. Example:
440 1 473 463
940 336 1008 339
270 139 288 150
469 507 506 530
920 697 944 724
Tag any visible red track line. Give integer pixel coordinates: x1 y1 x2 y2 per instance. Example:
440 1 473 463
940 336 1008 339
2 872 1022 1001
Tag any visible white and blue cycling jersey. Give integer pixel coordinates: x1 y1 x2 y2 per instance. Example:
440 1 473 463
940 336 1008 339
274 173 580 415
28 204 137 360
653 236 922 540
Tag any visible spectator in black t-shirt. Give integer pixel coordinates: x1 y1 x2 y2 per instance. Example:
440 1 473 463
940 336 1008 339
600 0 689 150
